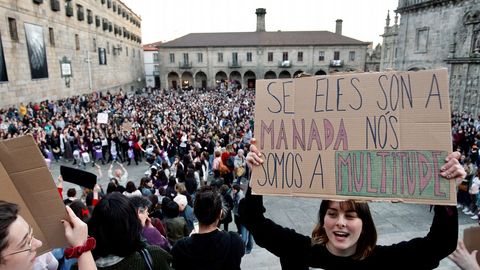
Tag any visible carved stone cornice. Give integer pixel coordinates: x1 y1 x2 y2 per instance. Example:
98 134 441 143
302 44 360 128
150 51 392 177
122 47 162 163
396 0 462 14
445 56 480 63
464 10 480 25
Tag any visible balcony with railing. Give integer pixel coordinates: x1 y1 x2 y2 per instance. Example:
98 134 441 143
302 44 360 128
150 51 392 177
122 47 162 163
228 61 242 68
329 60 344 67
179 61 192 69
278 60 292 68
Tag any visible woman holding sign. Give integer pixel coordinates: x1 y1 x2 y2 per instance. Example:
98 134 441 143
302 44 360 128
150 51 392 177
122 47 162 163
0 201 96 270
241 138 465 270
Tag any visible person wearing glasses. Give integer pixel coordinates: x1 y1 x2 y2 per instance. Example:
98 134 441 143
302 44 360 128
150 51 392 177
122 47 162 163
0 201 96 270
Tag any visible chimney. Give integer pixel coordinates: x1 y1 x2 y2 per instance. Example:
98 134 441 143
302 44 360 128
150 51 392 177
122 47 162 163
335 19 343 35
256 8 266 32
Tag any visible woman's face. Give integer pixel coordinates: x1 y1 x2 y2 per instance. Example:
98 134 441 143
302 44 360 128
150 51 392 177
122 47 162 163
323 201 363 257
146 180 154 188
0 216 42 270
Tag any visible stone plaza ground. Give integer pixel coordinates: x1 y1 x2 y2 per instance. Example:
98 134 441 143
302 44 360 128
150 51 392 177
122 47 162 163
50 159 476 270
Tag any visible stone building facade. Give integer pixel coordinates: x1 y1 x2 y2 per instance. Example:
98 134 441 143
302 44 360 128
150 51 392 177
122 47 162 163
143 42 161 88
365 43 382 72
158 9 370 90
381 0 480 115
0 0 144 107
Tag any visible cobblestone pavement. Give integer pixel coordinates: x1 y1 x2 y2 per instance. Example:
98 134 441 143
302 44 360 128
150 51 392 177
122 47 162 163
50 159 475 270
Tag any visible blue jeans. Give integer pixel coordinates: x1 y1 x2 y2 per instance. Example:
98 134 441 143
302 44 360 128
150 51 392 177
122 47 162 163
240 224 253 253
209 154 214 172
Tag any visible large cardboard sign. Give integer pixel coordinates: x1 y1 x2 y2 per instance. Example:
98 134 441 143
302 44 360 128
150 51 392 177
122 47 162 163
0 136 68 254
252 69 454 205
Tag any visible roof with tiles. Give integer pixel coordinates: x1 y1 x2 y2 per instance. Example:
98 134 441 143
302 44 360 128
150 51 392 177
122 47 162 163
143 41 162 51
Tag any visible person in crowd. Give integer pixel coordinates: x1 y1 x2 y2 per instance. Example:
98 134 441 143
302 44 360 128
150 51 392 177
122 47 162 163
173 194 196 233
87 193 172 269
162 200 189 245
155 167 169 191
193 161 203 188
108 133 121 163
77 138 90 169
175 157 186 183
469 170 480 220
233 149 246 185
64 188 78 205
129 196 171 252
91 132 104 166
108 162 128 187
232 184 253 254
100 133 109 165
171 186 244 270
219 185 234 232
0 201 96 270
123 181 142 197
165 177 177 199
49 130 61 162
212 150 222 179
106 179 124 194
200 152 210 185
175 183 193 207
138 177 155 197
242 138 466 269
147 195 167 238
184 168 197 197
53 200 92 270
220 145 236 186
449 240 480 270
61 128 74 162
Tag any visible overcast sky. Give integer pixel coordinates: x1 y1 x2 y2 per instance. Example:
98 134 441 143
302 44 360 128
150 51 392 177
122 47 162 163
122 0 399 46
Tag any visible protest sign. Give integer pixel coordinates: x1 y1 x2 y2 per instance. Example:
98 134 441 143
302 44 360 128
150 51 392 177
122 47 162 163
0 135 68 254
60 166 97 189
252 69 454 205
97 112 109 124
463 226 480 264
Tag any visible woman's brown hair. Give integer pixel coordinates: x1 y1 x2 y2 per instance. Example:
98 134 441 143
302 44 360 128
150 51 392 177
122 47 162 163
311 200 377 260
0 201 19 264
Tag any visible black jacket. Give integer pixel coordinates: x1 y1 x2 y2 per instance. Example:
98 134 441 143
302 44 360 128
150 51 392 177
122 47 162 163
171 229 244 270
240 188 458 270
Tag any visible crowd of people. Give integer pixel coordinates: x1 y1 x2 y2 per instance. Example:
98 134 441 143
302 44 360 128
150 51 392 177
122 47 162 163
0 86 255 270
0 86 479 269
451 112 480 222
